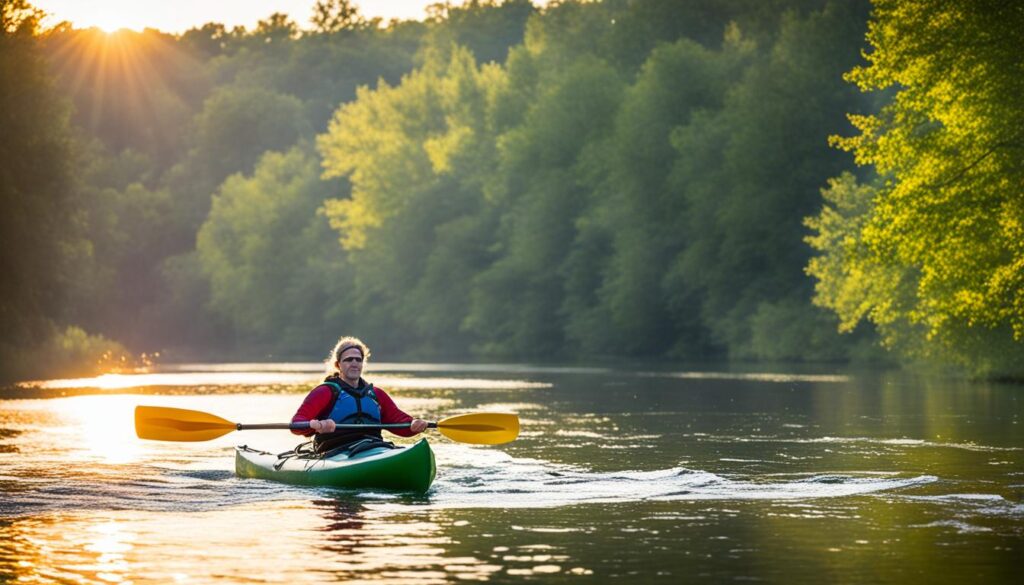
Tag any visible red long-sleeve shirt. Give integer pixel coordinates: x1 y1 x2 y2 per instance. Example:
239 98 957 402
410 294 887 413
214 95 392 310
291 383 416 437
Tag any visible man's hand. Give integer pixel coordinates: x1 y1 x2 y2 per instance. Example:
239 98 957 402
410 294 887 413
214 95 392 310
410 419 428 434
309 419 336 433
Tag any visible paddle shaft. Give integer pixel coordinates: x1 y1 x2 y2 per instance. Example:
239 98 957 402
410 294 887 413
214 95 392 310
135 405 517 444
238 422 439 431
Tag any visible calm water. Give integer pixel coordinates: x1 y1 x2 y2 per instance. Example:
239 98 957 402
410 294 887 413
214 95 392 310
1 363 1022 583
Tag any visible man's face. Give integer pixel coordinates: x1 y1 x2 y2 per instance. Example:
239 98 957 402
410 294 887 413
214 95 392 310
337 347 364 382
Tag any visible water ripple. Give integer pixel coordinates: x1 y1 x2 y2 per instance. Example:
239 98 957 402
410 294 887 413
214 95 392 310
697 434 1021 452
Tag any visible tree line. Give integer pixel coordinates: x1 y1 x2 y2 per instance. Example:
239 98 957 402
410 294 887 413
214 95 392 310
1 0 1020 382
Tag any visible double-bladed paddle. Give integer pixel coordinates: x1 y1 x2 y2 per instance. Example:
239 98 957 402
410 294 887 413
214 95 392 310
134 405 519 445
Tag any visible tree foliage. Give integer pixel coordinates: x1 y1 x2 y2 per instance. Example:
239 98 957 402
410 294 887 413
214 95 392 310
312 0 876 360
317 46 502 355
0 0 79 380
17 0 1019 378
806 0 1024 375
310 0 365 33
197 145 346 351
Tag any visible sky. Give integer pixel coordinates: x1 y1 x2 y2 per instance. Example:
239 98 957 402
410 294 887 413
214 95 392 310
32 1 486 33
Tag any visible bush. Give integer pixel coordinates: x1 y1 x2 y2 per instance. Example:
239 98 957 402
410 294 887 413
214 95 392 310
1 325 147 384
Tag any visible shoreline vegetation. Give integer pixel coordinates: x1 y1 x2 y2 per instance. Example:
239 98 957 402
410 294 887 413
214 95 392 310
2 0 1021 385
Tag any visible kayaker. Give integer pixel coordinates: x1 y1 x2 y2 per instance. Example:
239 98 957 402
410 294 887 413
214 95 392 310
291 336 428 452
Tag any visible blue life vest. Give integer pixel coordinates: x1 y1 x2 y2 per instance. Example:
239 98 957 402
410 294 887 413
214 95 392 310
322 380 381 425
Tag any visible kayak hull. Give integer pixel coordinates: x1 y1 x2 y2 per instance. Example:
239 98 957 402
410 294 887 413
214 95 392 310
235 438 436 493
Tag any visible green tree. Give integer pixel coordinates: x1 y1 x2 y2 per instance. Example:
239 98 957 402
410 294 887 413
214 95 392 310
81 180 198 347
465 56 625 357
276 25 421 130
317 47 500 355
191 85 309 182
179 22 232 59
253 12 298 44
421 0 534 66
197 145 347 351
310 0 364 33
0 0 78 380
807 0 1024 376
667 2 869 360
564 36 746 356
159 84 310 236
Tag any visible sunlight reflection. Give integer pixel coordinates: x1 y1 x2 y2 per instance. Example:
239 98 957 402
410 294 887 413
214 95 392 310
474 402 546 412
2 502 499 584
163 362 607 375
381 377 551 390
51 395 145 463
310 501 502 584
22 371 551 390
84 521 134 582
21 362 846 389
21 371 316 389
647 371 850 383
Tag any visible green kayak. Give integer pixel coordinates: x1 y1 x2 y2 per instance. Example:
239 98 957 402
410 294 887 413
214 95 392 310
235 438 436 493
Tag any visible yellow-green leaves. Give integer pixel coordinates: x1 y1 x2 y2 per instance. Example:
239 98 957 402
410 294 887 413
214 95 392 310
316 47 487 250
807 0 1024 376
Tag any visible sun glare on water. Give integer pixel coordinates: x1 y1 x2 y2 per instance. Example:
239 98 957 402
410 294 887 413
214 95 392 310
23 370 552 390
51 395 147 464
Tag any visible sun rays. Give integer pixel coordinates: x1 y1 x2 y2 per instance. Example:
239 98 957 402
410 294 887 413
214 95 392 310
44 26 201 155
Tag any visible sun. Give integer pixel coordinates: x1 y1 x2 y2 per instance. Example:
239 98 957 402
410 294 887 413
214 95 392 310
36 0 171 34
75 6 161 34
89 15 142 34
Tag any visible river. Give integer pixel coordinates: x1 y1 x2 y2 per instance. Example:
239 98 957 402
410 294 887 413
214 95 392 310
1 362 1022 583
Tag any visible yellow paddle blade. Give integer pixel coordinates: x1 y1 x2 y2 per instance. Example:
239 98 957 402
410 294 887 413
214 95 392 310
135 406 237 442
436 413 519 445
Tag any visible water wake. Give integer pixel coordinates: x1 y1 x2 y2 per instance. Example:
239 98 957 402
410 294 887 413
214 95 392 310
420 445 937 508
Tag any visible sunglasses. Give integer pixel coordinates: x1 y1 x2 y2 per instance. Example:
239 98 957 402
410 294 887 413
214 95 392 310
341 356 363 363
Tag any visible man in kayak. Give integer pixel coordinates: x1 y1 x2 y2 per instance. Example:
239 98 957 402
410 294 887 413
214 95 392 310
291 336 428 452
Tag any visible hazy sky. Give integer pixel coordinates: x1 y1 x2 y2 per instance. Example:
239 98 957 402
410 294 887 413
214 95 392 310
33 1 493 33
